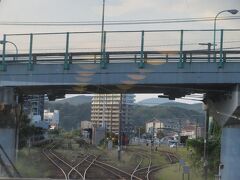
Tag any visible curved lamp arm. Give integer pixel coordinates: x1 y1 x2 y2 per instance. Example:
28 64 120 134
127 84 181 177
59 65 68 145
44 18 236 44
0 40 18 61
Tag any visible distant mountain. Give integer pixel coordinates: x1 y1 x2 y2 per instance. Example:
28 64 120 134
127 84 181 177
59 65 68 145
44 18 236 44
160 102 203 112
130 105 204 127
136 98 174 106
136 98 203 112
50 95 92 106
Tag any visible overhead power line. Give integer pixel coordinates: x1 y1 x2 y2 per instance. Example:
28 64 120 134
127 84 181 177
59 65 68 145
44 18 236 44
0 16 239 26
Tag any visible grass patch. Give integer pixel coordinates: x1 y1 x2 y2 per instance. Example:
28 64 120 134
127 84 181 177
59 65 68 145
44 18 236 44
16 147 53 178
154 146 215 180
155 164 205 180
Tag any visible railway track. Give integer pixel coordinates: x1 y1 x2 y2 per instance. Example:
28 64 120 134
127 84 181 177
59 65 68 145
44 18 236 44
43 142 140 179
129 149 179 180
42 143 80 180
43 141 180 180
132 153 152 180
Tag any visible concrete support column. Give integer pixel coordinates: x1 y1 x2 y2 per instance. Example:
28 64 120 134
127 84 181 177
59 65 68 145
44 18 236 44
0 88 15 106
220 125 240 180
0 87 17 176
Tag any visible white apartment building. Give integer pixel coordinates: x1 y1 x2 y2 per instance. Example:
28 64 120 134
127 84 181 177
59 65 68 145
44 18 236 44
91 94 135 134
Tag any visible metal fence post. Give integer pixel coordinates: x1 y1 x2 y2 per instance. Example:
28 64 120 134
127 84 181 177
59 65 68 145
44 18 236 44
218 29 224 68
139 31 145 68
64 32 70 70
28 34 33 70
178 30 184 68
0 34 7 71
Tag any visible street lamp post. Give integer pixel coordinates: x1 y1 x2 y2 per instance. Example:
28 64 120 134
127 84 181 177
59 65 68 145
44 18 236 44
213 9 239 54
100 0 106 67
0 40 18 61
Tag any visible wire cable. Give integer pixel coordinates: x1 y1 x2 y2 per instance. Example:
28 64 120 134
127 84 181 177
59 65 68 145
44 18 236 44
0 16 239 26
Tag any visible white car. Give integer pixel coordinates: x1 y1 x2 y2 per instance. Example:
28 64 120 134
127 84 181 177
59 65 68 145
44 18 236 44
170 143 177 148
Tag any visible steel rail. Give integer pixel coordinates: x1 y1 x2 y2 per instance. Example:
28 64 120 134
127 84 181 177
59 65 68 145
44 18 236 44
42 148 68 180
67 154 90 180
42 143 84 180
83 156 97 180
81 154 128 179
146 156 152 180
95 159 142 180
131 154 143 180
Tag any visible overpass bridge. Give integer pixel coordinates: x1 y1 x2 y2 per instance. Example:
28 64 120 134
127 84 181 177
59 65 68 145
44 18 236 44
0 29 240 179
0 29 239 96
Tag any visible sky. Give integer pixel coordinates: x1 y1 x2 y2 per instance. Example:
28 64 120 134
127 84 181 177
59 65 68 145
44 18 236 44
0 0 239 102
0 0 239 34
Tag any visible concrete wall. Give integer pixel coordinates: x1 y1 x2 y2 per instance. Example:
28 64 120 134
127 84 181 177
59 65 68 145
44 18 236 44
0 129 16 166
221 127 240 180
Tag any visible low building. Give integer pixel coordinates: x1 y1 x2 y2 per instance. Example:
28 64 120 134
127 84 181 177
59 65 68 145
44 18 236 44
44 110 60 129
181 125 196 139
146 120 165 135
80 121 93 140
181 124 204 139
146 119 180 137
80 121 93 130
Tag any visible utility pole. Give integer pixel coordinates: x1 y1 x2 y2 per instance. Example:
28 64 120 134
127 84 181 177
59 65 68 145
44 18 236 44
203 104 209 180
110 94 113 137
138 127 141 144
118 93 123 161
195 119 198 139
178 118 182 148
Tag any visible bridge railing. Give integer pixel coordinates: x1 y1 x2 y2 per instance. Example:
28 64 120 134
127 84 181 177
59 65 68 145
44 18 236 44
0 29 239 70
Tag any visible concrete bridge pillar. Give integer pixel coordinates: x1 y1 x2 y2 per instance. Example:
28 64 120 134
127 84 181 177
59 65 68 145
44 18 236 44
220 125 240 180
0 87 17 176
206 85 240 180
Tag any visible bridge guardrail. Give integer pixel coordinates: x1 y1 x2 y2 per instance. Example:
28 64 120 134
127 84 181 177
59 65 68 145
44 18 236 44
0 29 240 70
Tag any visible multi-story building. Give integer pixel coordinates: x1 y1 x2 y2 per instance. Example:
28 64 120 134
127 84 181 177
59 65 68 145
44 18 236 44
91 94 135 134
23 95 45 123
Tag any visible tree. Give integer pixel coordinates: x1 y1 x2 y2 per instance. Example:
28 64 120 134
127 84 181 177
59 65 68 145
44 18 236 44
18 115 44 148
187 120 221 175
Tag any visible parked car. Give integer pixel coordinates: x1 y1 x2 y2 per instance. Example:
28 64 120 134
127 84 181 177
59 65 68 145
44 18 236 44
169 143 177 148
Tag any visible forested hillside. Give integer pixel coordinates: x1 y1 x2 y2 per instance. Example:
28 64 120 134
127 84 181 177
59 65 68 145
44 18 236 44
45 102 204 131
